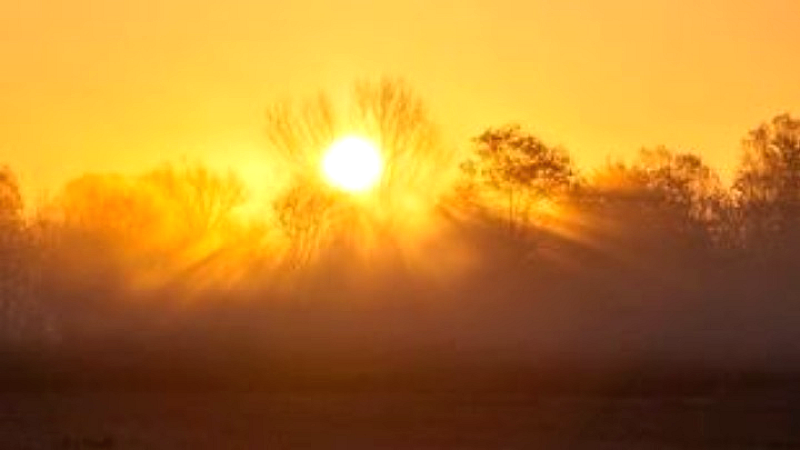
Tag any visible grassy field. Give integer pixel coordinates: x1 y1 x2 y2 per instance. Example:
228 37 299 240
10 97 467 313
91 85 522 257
2 385 799 449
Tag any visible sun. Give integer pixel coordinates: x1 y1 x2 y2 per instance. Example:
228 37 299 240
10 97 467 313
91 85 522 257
321 136 383 193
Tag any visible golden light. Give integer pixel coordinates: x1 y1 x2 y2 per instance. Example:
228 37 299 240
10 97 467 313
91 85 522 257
321 136 383 193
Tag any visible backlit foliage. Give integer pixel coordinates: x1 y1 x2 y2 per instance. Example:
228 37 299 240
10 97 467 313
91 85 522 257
460 124 577 233
734 114 800 252
3 83 800 357
267 78 457 266
590 148 730 248
52 163 250 289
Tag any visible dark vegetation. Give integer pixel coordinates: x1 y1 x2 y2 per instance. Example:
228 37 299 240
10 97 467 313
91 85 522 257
2 84 800 391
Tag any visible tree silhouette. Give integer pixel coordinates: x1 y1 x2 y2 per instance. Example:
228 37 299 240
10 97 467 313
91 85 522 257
0 166 54 344
0 166 27 341
57 164 247 253
144 162 248 238
636 147 730 246
267 78 453 264
734 114 800 254
352 78 451 205
57 174 162 247
0 165 23 239
272 180 338 267
461 124 577 233
587 148 729 253
265 93 339 181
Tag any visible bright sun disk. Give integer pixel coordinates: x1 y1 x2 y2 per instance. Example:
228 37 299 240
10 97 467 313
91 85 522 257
321 136 383 193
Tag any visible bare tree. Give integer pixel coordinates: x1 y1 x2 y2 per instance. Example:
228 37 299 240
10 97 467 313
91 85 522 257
265 94 339 179
352 78 450 203
265 78 452 264
57 174 162 244
144 162 248 236
272 181 339 267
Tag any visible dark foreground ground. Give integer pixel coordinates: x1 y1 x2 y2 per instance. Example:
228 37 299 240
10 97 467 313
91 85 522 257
2 382 799 449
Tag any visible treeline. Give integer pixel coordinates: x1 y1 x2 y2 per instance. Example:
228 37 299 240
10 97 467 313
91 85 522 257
1 82 799 372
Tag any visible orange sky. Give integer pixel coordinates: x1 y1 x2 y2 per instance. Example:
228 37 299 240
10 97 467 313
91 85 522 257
2 0 800 196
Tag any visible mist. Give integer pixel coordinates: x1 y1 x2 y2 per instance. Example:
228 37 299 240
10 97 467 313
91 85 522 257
2 83 800 392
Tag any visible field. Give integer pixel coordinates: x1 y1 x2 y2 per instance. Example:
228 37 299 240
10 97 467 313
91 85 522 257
2 384 799 449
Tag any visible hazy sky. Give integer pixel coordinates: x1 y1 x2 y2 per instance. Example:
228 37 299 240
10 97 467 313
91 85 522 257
2 0 799 194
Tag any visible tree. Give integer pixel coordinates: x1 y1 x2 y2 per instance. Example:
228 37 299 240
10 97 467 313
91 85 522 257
265 93 339 181
0 166 55 344
272 181 338 267
587 148 729 250
637 147 730 245
733 114 800 251
352 78 452 205
460 124 577 233
143 162 248 237
266 77 451 201
266 78 454 264
58 164 247 251
0 166 23 230
58 174 161 245
51 164 251 293
0 166 27 341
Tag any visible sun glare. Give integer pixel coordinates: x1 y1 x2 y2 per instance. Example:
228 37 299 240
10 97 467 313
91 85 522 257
321 136 383 193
